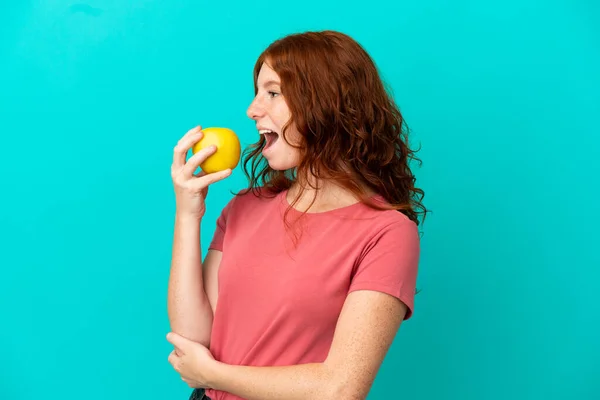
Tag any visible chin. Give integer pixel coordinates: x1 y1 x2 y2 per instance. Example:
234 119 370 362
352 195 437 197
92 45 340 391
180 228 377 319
266 160 297 171
264 154 299 171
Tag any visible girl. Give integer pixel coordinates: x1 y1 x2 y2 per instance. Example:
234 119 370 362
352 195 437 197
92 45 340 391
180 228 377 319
167 30 427 400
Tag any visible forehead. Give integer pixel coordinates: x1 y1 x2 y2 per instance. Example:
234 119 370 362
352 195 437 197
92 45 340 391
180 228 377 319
256 62 281 86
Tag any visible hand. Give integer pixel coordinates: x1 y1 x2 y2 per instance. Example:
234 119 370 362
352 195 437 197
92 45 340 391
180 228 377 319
171 125 232 220
167 332 220 389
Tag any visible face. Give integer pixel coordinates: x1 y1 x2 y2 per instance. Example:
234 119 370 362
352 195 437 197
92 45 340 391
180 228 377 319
246 62 302 171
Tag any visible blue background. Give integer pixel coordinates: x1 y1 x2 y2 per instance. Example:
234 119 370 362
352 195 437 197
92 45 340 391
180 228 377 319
1 1 598 399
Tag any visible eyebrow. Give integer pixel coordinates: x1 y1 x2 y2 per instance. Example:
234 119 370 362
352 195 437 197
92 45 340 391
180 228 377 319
259 79 281 88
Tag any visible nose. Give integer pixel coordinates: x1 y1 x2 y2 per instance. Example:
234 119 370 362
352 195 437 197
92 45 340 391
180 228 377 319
246 96 265 120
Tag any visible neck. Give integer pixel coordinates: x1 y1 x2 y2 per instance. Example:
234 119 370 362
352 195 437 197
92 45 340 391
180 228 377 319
287 174 374 213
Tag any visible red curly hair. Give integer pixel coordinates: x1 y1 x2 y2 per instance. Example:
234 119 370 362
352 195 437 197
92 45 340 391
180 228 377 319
239 30 427 226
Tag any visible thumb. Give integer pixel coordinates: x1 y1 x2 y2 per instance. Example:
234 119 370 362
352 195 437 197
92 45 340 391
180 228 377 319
166 332 189 354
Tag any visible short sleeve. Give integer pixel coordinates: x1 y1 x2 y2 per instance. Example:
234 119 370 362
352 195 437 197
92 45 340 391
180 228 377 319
208 196 237 252
349 220 421 320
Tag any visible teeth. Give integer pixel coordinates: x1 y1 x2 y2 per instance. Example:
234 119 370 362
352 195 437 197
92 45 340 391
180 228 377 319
259 129 274 134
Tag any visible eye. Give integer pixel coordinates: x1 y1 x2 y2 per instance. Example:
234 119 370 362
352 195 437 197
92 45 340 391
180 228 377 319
268 91 280 98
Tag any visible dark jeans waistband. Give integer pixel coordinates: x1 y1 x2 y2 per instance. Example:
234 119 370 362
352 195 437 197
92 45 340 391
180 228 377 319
189 388 211 400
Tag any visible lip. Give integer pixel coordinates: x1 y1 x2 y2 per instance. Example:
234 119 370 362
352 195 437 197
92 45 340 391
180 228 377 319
257 125 278 134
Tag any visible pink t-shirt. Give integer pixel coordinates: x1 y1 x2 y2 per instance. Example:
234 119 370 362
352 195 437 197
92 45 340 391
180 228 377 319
205 188 420 400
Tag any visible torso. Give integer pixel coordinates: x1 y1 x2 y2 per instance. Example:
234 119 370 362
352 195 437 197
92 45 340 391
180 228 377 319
205 189 416 400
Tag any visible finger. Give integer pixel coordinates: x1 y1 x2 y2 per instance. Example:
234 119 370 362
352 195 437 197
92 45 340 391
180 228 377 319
172 126 203 170
190 168 232 190
169 347 183 358
168 350 177 365
182 145 218 178
172 127 203 170
184 125 202 138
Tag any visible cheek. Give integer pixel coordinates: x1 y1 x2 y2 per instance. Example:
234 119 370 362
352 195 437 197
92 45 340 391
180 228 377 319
281 133 303 164
278 120 302 146
274 135 301 166
284 142 303 166
273 102 292 126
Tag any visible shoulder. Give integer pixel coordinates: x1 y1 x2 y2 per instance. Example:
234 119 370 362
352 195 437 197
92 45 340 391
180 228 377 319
355 198 420 238
350 202 421 260
348 205 421 319
233 185 279 199
229 185 280 207
218 185 281 218
365 210 419 249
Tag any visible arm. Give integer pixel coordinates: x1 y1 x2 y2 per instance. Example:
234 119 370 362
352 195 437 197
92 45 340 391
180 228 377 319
167 214 221 348
207 290 407 400
167 125 231 348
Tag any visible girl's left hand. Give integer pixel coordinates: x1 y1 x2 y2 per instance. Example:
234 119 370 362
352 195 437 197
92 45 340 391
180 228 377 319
167 332 218 389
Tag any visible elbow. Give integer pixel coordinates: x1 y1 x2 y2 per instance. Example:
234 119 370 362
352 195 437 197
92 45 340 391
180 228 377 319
327 389 364 400
321 360 370 400
328 386 365 400
325 374 367 400
167 303 214 347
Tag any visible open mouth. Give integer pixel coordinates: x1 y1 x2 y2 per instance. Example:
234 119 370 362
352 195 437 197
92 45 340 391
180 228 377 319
259 129 279 150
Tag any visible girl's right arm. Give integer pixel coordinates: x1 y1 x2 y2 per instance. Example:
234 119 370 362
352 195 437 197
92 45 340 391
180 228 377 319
167 126 232 348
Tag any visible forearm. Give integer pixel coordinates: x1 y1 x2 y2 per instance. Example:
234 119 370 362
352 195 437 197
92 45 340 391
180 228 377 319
167 214 213 347
209 362 343 400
